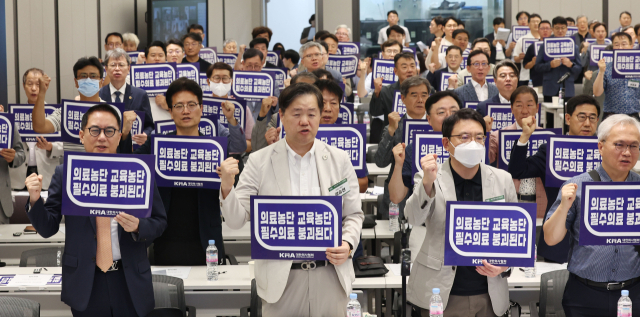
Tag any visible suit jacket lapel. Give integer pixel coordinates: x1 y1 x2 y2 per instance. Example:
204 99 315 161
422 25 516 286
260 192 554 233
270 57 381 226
124 84 132 110
271 140 292 195
480 164 497 201
90 216 96 234
438 160 458 202
314 141 331 195
467 84 478 101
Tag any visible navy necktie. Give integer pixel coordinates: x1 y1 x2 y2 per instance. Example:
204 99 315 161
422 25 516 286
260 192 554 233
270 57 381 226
114 91 122 103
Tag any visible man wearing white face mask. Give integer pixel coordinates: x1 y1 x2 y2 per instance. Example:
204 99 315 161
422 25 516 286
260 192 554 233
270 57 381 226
206 62 254 153
404 108 516 316
32 57 135 154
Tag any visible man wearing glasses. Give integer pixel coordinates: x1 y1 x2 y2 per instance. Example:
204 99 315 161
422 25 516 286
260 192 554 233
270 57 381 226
134 77 246 266
181 33 211 73
593 32 640 121
404 108 515 316
534 16 582 103
98 48 154 148
356 40 403 98
544 114 640 316
370 51 418 128
454 38 496 88
104 32 123 54
509 95 600 264
429 46 465 92
452 50 499 103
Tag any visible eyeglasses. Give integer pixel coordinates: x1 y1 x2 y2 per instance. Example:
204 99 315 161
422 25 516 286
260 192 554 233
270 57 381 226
554 26 568 31
78 73 101 80
384 49 400 55
108 63 128 69
336 32 348 37
211 76 231 84
450 134 487 144
87 126 118 138
106 43 123 49
605 141 640 154
173 102 200 112
471 62 489 68
184 42 200 48
304 53 324 59
167 49 183 55
575 114 598 123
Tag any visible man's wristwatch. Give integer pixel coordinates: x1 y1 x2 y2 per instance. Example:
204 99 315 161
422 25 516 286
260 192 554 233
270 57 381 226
346 241 354 258
500 267 512 278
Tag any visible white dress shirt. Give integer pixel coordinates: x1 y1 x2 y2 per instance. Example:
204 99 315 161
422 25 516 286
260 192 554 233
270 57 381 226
284 139 320 196
498 93 509 104
27 142 37 166
472 79 489 101
109 83 127 103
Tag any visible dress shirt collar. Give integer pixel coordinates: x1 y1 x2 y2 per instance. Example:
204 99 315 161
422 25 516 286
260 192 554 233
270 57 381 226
471 78 487 89
407 112 427 120
109 83 127 97
499 93 509 103
284 139 317 163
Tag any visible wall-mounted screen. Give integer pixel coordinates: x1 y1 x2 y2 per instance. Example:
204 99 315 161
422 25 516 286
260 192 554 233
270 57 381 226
148 0 208 46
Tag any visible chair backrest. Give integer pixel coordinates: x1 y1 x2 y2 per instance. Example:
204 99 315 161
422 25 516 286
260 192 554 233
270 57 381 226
366 144 378 163
11 195 31 224
152 275 187 317
250 278 262 317
0 296 40 317
539 269 570 317
20 247 64 267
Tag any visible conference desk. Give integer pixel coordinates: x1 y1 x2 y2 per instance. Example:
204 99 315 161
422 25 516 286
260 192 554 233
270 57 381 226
367 163 390 176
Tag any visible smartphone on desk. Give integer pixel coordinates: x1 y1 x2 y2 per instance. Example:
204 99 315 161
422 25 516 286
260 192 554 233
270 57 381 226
23 226 37 234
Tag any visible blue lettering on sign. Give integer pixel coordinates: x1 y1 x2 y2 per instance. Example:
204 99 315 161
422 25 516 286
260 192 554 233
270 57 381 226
498 129 561 170
613 50 640 79
62 100 123 144
231 71 274 101
9 104 62 142
201 97 246 130
371 59 398 88
393 91 405 115
546 136 600 187
0 113 14 149
130 63 177 96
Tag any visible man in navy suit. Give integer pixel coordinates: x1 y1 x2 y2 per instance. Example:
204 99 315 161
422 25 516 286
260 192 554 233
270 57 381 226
534 16 582 103
477 60 520 118
427 45 464 92
99 48 154 148
452 50 499 103
25 104 167 317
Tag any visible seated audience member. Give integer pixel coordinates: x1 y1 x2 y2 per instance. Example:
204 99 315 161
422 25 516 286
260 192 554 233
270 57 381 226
523 20 553 91
566 17 576 26
134 77 246 265
513 14 541 86
477 60 519 117
593 32 639 121
609 11 632 36
428 46 464 92
432 29 470 71
122 33 140 52
252 26 272 42
297 41 342 85
182 33 211 73
223 39 238 54
144 41 167 64
313 30 331 42
370 52 417 127
26 103 166 316
533 16 582 102
357 40 402 98
489 86 547 217
32 57 133 153
312 69 334 81
452 50 498 103
206 62 254 153
455 38 495 88
165 39 184 64
284 72 318 88
509 95 600 263
99 48 154 147
9 68 63 191
248 37 277 69
318 33 339 55
583 44 611 108
622 26 637 45
405 108 514 316
335 24 351 42
273 43 285 61
0 103 25 223
544 114 640 316
283 49 300 70
239 48 280 124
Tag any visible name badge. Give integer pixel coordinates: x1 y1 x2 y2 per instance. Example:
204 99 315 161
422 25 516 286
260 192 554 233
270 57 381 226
485 195 505 202
629 80 639 89
329 178 350 196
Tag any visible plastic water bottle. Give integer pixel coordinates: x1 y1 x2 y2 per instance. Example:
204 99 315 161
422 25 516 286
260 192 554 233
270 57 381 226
528 79 533 88
354 111 359 124
354 93 360 104
347 293 362 317
618 290 632 317
524 245 537 278
389 202 400 232
363 111 370 124
430 288 444 317
206 240 219 281
558 88 565 107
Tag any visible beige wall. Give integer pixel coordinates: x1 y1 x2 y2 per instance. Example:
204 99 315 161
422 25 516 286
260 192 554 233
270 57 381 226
321 0 353 34
608 1 640 32
510 0 602 25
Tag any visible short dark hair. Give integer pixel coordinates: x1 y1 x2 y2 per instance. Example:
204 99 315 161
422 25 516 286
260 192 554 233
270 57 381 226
314 79 343 101
442 108 486 138
444 17 458 26
387 25 405 37
252 26 273 40
104 32 123 45
381 40 403 53
426 91 462 115
516 11 530 22
279 82 323 113
318 33 339 44
457 20 465 28
291 72 318 85
273 43 285 54
494 59 519 78
566 95 600 117
634 23 640 36
182 32 203 43
206 62 233 79
612 32 633 44
166 38 183 49
393 52 415 67
311 69 334 81
566 17 575 24
387 10 398 17
433 16 445 27
493 17 505 26
621 11 632 19
314 30 331 40
539 20 551 28
530 14 542 21
283 49 300 64
73 56 103 79
165 77 202 109
145 41 166 57
316 40 329 53
81 103 121 131
471 38 490 50
187 24 204 33
446 45 463 56
552 16 568 27
510 86 538 105
309 14 315 24
593 22 607 33
243 48 264 61
467 50 489 65
452 29 470 39
249 37 270 49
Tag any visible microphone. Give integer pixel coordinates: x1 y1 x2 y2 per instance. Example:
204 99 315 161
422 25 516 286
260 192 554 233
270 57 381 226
557 72 571 84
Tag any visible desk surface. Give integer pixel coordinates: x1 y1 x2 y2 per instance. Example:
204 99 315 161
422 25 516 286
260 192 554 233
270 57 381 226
367 163 390 176
0 224 65 243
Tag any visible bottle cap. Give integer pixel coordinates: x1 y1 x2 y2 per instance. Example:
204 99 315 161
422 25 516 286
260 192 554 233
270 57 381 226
209 240 215 245
432 288 440 294
622 290 629 296
350 293 357 299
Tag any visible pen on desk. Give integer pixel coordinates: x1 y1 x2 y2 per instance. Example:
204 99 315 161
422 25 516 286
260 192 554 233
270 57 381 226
519 268 525 272
219 271 227 274
43 268 48 271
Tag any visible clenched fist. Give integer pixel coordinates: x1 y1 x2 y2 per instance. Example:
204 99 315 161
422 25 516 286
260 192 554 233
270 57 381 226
259 96 278 117
25 173 43 205
265 127 281 145
217 157 240 197
121 110 137 137
392 143 406 165
421 153 438 195
388 112 402 136
483 116 493 132
521 115 536 136
222 101 238 126
39 74 52 96
560 183 578 209
598 58 607 72
373 77 384 96
448 74 459 89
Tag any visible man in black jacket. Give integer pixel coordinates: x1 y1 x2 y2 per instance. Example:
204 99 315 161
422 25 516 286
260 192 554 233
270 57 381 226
507 95 600 263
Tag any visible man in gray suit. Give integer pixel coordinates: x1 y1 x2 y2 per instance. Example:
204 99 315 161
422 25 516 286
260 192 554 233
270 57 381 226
403 108 516 316
453 50 499 104
0 105 26 223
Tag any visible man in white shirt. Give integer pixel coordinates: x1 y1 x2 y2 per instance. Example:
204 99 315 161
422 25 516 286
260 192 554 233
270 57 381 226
452 50 499 103
514 14 542 86
378 10 411 46
218 83 364 316
454 38 496 88
505 11 530 58
356 40 402 98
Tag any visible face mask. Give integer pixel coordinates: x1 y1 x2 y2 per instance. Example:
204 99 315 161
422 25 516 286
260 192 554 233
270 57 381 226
77 78 100 97
450 139 485 168
210 82 232 96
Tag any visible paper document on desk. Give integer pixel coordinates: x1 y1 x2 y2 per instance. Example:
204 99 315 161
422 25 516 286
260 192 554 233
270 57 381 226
535 262 567 275
371 186 384 196
59 226 65 234
152 267 192 280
